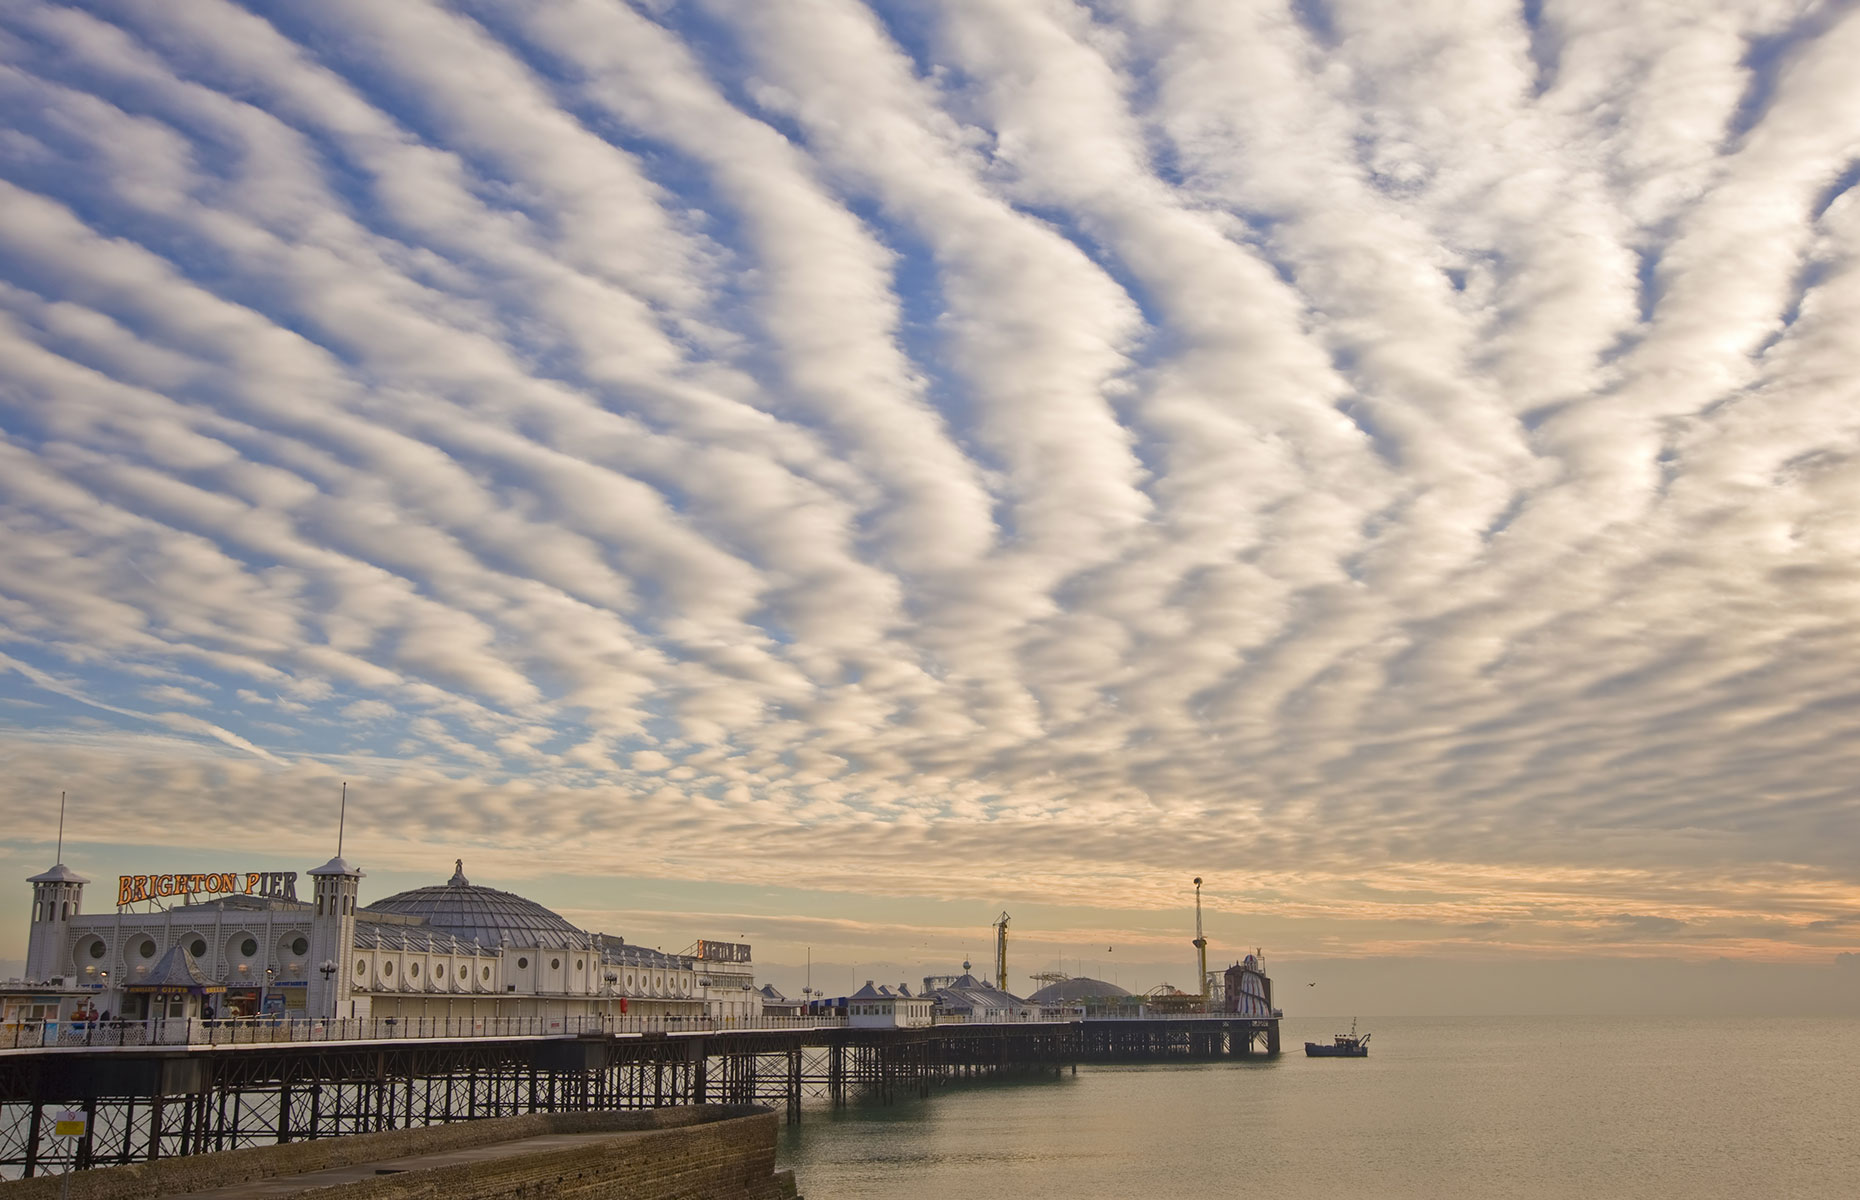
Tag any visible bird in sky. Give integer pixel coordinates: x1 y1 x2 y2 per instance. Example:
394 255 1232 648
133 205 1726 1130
1308 982 1317 987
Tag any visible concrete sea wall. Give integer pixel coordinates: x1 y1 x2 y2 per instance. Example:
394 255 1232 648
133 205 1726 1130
0 1105 798 1199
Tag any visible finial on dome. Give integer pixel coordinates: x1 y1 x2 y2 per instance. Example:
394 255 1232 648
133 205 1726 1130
449 858 469 887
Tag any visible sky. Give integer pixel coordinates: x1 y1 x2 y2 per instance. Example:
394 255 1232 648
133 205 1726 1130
1 0 1858 1011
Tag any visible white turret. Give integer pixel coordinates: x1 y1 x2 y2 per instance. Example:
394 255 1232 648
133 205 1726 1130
26 861 89 983
307 855 364 1019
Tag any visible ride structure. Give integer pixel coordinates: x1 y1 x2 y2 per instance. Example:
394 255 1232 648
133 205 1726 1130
992 912 1010 993
1191 877 1209 1006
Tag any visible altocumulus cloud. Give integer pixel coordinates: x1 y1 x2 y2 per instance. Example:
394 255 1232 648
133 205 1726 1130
0 0 1858 961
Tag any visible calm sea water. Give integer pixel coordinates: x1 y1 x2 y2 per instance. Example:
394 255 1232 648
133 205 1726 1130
777 1016 1860 1199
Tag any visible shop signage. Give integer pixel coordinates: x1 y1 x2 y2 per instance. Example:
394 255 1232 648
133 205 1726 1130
695 940 752 963
117 871 298 906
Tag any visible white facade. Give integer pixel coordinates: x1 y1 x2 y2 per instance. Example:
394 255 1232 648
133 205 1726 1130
847 981 934 1028
16 856 718 1024
691 940 762 1022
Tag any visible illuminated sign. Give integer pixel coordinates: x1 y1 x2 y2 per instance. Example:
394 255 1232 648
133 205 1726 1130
117 872 298 907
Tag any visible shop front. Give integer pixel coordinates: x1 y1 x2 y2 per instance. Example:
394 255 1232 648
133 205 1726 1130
123 944 226 1021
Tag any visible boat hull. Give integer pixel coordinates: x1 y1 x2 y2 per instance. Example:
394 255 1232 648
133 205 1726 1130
1305 1042 1368 1057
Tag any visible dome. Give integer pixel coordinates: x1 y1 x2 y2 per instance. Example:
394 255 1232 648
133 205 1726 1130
362 860 588 950
1027 976 1131 1004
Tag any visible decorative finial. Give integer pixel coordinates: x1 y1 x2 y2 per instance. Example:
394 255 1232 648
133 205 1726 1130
449 859 469 887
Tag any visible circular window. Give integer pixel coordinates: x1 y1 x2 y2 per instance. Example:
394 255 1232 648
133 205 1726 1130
382 961 393 977
458 965 467 980
481 966 490 981
627 974 634 988
240 937 258 957
291 936 309 956
189 938 207 957
517 957 529 970
138 939 156 959
576 958 584 970
550 958 561 970
88 941 106 960
409 963 420 978
355 960 366 977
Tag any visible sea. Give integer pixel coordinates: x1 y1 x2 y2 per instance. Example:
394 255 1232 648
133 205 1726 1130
777 1015 1860 1199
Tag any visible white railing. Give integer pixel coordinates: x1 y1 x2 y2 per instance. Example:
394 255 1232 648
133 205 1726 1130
0 1012 849 1050
1 1006 1276 1051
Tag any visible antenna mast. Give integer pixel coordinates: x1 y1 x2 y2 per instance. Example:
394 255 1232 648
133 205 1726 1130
56 791 66 863
337 781 348 858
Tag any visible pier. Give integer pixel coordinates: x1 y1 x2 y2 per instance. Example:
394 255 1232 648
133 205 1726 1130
0 1013 1277 1179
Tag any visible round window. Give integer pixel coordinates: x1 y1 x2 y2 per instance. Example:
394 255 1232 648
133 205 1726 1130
138 939 156 959
409 963 420 978
189 938 207 958
382 961 393 977
355 960 366 976
481 966 490 981
458 965 467 979
517 957 529 970
627 974 634 988
291 936 309 956
88 941 106 960
550 958 561 970
240 937 258 957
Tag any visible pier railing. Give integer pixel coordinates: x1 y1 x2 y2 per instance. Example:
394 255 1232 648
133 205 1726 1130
0 1012 850 1050
3 1005 1276 1052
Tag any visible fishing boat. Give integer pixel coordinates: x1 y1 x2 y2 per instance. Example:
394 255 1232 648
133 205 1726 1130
1305 1018 1370 1057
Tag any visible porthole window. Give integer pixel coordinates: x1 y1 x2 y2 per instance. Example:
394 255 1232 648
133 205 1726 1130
138 939 156 959
291 936 309 956
459 965 468 980
551 958 561 970
517 957 529 970
382 961 394 977
355 960 366 977
626 974 634 988
576 958 584 970
409 963 420 978
88 941 106 960
188 938 207 958
481 966 491 981
240 937 258 957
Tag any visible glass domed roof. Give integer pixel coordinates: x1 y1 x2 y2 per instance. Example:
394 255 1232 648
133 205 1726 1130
362 861 588 950
1026 976 1131 1004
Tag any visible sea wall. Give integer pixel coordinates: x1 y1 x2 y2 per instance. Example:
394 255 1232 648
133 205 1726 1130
1 1105 798 1199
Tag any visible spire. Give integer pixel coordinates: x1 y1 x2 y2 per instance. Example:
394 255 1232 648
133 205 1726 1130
449 858 470 887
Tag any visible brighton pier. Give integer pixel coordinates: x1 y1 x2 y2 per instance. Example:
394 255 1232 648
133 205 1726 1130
0 1010 1279 1179
3 849 1280 1180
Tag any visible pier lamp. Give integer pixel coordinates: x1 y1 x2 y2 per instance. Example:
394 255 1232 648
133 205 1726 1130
319 959 337 983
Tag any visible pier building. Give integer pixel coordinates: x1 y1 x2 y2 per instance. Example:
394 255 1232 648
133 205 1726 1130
9 854 759 1026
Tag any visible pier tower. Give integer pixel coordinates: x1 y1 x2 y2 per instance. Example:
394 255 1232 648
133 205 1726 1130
307 855 364 1019
25 861 88 982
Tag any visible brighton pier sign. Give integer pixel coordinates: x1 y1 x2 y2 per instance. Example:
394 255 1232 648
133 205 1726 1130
117 871 298 906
